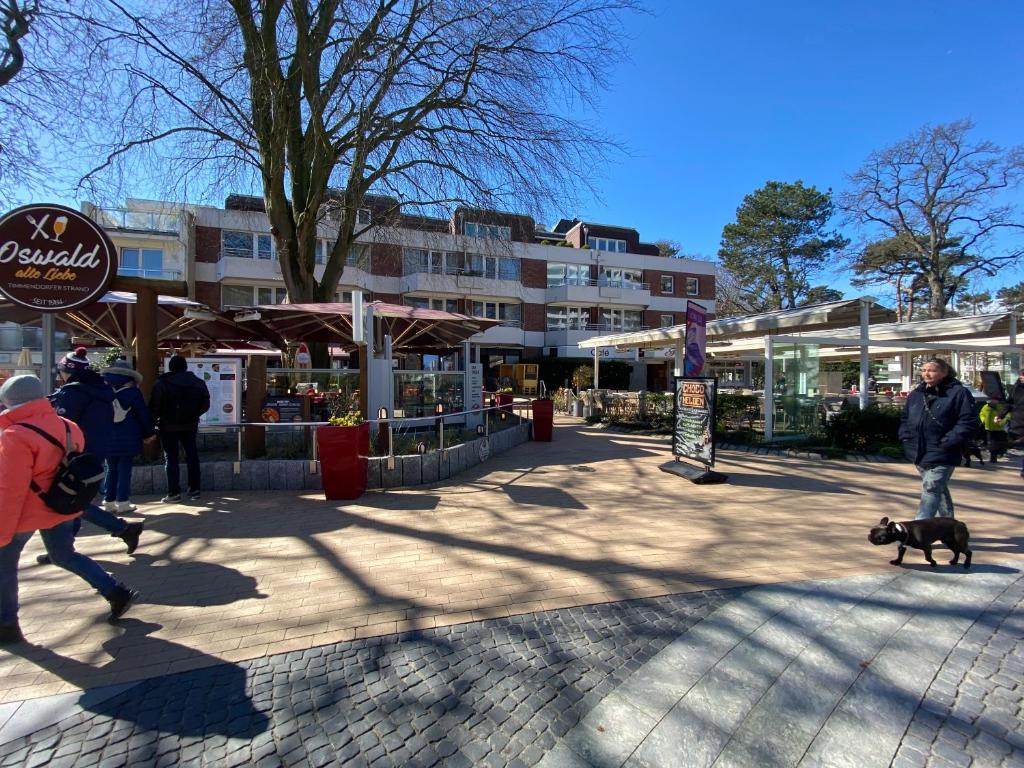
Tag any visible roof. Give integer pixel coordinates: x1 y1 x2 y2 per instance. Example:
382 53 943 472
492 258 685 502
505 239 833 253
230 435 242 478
579 298 897 350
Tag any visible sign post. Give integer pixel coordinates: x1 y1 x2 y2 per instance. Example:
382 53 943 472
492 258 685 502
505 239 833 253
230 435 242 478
0 203 117 385
660 376 728 484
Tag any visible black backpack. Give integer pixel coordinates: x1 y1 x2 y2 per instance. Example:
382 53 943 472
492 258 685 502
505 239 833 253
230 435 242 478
18 422 106 515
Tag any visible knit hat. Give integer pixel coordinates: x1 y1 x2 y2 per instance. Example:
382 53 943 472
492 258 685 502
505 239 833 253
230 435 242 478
58 346 92 373
0 374 46 407
168 355 187 373
103 358 143 383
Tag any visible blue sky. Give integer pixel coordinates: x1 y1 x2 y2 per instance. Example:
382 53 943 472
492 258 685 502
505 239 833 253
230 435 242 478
576 0 1024 296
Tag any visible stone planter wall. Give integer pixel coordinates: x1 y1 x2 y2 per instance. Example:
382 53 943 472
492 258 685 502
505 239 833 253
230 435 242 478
131 422 531 494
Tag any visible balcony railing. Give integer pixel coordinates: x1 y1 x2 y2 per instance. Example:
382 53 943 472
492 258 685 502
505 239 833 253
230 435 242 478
545 323 650 333
547 278 650 290
96 208 180 234
117 267 183 281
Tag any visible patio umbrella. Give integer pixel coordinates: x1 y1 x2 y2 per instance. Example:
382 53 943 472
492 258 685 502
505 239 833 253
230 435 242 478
227 301 501 351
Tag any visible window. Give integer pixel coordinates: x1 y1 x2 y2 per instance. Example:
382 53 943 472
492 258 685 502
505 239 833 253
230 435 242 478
600 267 642 289
119 248 164 278
346 244 370 270
222 284 287 307
470 301 521 326
465 222 511 240
546 263 590 287
356 208 371 226
686 277 699 295
545 306 589 331
587 236 626 253
334 290 353 303
660 275 674 294
222 230 273 260
601 308 643 331
660 315 675 328
403 296 458 312
466 253 498 279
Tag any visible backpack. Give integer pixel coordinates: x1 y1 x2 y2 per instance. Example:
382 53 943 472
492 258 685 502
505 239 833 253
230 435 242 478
17 422 106 515
112 396 131 424
165 378 208 424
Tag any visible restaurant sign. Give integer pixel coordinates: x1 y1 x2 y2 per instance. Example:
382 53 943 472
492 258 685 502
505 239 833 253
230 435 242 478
0 204 116 312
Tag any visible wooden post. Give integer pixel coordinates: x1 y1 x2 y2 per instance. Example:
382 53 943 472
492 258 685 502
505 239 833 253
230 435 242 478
245 355 267 458
135 287 159 398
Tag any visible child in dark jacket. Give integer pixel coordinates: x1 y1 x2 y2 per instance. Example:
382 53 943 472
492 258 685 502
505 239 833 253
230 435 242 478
102 359 155 513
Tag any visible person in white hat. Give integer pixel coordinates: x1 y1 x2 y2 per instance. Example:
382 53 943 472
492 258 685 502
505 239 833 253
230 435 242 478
101 359 156 513
0 375 139 643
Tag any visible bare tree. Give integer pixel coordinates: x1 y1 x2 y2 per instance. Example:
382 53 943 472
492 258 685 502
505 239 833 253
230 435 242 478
25 1 636 356
840 119 1024 319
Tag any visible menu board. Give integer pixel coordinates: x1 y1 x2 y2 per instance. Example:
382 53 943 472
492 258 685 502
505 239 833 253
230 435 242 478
468 363 483 411
260 395 305 423
672 377 717 467
178 357 242 426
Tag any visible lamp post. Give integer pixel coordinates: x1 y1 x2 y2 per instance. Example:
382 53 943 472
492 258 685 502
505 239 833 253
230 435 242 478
435 402 445 450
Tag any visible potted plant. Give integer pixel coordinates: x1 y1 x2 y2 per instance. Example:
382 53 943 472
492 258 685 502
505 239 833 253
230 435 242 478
316 394 369 500
496 386 514 412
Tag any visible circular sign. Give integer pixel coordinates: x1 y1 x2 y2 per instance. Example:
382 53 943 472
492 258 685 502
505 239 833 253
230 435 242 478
0 203 116 312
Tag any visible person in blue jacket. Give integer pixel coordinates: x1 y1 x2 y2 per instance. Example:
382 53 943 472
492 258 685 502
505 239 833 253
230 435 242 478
898 357 978 520
43 348 143 558
101 359 156 514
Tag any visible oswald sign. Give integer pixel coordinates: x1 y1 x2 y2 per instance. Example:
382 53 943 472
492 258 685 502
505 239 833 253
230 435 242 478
0 204 116 312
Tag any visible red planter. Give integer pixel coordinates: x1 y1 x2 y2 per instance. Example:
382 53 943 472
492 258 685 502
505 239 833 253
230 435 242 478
496 392 514 412
317 423 369 500
531 399 553 442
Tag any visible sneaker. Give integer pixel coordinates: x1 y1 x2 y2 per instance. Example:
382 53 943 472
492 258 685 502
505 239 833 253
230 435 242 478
36 553 52 566
0 623 24 645
102 500 118 512
161 493 182 503
106 585 139 622
187 490 201 500
117 522 144 555
116 501 138 514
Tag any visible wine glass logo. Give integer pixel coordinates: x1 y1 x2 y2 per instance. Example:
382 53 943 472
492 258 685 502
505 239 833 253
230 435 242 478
52 216 68 243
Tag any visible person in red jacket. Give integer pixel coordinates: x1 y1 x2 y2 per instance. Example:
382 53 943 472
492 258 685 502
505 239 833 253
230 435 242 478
0 375 139 644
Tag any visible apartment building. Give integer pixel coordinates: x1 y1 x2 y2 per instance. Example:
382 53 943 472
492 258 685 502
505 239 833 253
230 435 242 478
3 196 715 390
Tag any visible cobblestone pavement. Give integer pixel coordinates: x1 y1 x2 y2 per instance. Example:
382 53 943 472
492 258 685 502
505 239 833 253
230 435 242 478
0 589 734 767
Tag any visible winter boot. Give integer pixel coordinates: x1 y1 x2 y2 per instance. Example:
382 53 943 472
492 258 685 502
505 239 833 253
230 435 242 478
106 585 139 622
116 522 145 555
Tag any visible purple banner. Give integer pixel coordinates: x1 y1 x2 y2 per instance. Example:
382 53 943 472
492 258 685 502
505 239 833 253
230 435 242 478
683 302 707 377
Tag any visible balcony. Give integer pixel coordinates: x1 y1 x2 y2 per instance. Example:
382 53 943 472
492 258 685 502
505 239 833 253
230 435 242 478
544 323 649 348
96 208 180 235
471 321 527 346
401 266 521 297
546 279 650 306
117 267 183 281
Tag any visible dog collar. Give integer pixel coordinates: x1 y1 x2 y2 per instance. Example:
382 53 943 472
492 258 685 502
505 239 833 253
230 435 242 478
892 522 909 546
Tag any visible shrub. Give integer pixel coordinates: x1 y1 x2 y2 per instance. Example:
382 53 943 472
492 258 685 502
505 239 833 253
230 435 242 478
715 393 759 433
825 404 901 452
878 445 905 460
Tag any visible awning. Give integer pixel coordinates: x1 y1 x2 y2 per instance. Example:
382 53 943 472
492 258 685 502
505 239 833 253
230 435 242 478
227 301 501 351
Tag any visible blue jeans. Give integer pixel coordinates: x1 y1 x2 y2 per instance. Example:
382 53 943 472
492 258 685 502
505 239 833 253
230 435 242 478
104 456 135 503
160 430 200 495
79 504 127 535
1 521 117 624
914 464 956 520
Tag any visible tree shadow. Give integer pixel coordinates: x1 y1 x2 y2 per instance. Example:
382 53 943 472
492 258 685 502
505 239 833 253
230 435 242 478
94 554 268 607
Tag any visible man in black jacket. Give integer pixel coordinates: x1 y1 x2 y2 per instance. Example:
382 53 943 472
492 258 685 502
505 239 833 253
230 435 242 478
1004 368 1024 478
149 356 210 502
898 358 978 520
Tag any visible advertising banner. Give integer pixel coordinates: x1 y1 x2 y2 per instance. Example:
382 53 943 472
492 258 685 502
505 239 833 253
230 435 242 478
672 377 717 467
260 395 305 423
683 301 707 377
174 357 242 426
0 203 116 312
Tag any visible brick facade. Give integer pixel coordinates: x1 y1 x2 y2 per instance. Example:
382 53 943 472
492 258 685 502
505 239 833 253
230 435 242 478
645 268 715 302
523 303 546 332
370 243 401 276
520 258 547 289
196 225 221 263
195 280 221 310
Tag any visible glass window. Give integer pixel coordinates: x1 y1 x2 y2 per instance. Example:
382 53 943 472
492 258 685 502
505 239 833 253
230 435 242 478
546 306 589 331
257 234 273 260
687 277 699 295
587 236 627 253
403 248 428 274
403 296 431 309
661 275 674 294
445 252 461 275
465 222 511 240
315 240 325 265
275 287 288 304
466 254 497 279
223 230 253 258
547 263 566 287
256 287 274 305
222 284 253 306
498 257 520 281
119 248 139 273
356 208 371 226
660 314 675 328
346 243 369 269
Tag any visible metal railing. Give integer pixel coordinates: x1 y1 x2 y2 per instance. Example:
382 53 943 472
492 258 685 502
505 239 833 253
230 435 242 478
96 208 180 234
117 267 183 281
547 278 650 290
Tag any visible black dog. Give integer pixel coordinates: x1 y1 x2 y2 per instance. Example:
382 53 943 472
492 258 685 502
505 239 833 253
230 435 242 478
868 516 972 569
960 441 985 467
